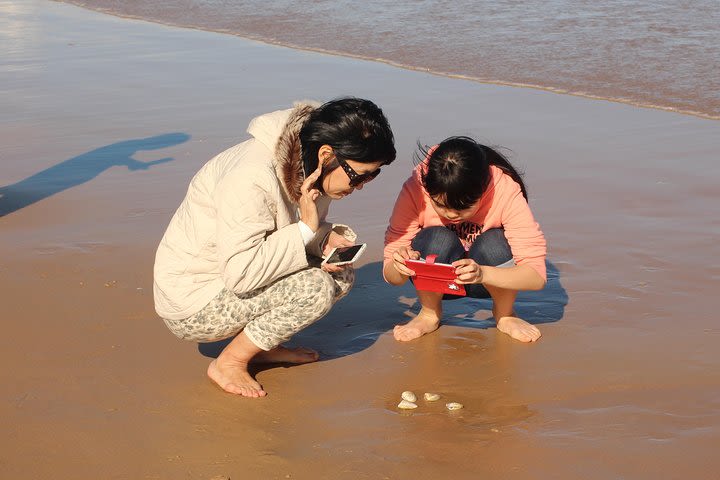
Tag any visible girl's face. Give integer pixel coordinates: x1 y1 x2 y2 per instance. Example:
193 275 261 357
429 196 478 223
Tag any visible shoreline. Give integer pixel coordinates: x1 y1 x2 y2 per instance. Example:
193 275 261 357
53 0 720 122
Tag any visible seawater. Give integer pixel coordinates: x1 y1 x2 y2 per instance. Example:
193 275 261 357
59 0 720 118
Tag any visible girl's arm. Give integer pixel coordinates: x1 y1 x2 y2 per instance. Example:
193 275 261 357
479 263 545 291
383 260 407 286
383 175 424 284
382 245 420 286
453 259 545 290
498 176 547 284
455 174 547 291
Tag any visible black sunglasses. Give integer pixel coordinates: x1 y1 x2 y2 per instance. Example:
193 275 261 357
336 157 381 187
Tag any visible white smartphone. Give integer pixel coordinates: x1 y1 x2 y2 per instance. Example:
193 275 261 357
321 243 367 266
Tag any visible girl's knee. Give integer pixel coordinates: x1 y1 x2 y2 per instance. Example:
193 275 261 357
469 228 514 266
413 226 456 245
478 228 506 243
412 226 464 262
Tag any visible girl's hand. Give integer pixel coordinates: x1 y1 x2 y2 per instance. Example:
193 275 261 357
322 231 354 258
392 246 421 277
452 258 484 284
299 163 323 232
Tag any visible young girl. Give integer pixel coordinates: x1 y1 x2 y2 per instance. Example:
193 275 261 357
383 136 546 343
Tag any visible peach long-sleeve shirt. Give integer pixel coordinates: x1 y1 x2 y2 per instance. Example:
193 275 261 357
383 163 547 281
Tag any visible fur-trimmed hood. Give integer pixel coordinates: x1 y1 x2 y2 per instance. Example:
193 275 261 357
246 100 320 204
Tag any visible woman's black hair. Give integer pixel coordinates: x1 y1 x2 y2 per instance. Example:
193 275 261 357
419 136 527 210
299 97 396 178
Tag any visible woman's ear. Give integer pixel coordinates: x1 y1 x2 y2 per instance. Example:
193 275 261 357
318 144 334 166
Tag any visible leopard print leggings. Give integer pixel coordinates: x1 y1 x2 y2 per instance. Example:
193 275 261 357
162 266 354 351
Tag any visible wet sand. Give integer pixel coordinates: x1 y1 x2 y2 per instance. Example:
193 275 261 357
2 1 719 478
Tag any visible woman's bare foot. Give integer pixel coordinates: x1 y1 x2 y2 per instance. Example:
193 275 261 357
207 358 266 397
496 316 541 342
393 309 441 342
207 331 266 397
253 345 319 364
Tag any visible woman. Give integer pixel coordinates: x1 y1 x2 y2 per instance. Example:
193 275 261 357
384 136 546 343
154 98 396 397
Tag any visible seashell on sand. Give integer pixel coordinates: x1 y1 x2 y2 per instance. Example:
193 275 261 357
401 391 417 402
445 402 464 411
397 399 418 409
423 392 441 401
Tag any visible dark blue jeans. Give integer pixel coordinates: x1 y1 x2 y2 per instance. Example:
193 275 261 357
410 226 514 299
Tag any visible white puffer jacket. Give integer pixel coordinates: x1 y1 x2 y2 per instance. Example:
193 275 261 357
153 101 355 320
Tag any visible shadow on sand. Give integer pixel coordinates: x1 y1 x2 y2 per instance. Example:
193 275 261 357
198 260 568 361
0 133 190 217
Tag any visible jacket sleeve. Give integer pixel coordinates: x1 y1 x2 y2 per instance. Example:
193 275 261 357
305 194 358 258
499 178 547 282
214 173 309 294
305 195 332 258
382 175 424 281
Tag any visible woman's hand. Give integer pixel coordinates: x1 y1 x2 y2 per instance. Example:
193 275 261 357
452 258 484 284
322 231 354 257
321 262 346 274
299 163 323 232
391 246 421 277
320 232 354 273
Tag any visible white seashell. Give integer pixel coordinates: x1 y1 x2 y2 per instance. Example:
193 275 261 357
446 402 464 411
401 391 417 402
423 392 441 401
397 399 418 409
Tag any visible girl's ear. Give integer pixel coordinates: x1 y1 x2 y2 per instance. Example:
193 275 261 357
318 144 334 166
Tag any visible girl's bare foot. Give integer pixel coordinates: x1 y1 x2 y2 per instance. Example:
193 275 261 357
393 309 441 342
207 358 267 397
253 345 319 364
496 316 541 342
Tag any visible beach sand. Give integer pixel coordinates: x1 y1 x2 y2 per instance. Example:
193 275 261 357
1 1 719 478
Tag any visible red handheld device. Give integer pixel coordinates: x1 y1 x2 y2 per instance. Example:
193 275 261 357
405 254 466 296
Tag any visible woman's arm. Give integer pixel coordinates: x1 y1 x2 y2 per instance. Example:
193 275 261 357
216 173 308 294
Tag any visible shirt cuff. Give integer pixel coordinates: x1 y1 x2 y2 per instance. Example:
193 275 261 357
298 221 315 246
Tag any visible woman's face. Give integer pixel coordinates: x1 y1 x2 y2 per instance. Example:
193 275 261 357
317 147 383 199
320 159 383 199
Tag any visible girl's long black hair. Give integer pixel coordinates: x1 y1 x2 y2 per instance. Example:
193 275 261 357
419 136 527 210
